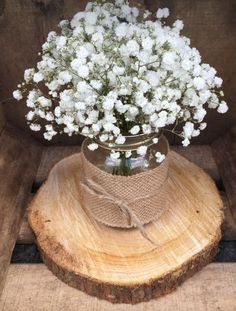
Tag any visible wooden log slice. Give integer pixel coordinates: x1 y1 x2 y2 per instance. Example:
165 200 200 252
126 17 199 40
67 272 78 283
28 151 223 304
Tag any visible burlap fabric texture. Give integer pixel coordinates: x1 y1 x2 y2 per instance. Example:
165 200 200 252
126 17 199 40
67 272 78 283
80 136 169 229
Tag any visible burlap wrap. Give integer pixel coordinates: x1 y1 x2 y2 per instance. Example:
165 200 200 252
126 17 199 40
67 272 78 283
80 137 169 229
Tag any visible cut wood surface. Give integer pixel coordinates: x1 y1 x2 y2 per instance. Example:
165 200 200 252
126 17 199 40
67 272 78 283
1 263 236 310
0 124 42 295
17 192 233 245
28 151 223 303
16 144 235 244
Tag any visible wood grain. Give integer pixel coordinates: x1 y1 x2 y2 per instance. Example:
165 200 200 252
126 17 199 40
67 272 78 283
17 192 234 244
173 145 220 182
28 151 223 303
16 195 35 245
1 263 236 310
0 104 5 134
16 144 236 243
212 127 236 229
18 144 235 244
35 145 81 187
0 124 42 295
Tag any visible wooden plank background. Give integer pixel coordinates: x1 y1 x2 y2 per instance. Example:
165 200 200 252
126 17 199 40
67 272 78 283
0 0 235 144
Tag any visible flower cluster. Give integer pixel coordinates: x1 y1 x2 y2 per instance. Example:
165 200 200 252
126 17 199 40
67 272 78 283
13 0 228 161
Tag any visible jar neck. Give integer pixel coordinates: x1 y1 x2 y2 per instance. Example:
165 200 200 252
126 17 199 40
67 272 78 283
93 133 159 152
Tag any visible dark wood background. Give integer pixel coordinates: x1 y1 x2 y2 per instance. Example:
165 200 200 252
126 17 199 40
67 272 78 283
0 0 235 145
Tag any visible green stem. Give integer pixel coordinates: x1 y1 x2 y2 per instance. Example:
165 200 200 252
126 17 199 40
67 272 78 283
112 152 132 176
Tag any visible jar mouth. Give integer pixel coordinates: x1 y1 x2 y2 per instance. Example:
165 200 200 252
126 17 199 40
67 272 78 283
93 132 160 152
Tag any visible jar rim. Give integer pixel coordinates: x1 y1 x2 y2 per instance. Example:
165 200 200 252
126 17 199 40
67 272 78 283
93 132 160 152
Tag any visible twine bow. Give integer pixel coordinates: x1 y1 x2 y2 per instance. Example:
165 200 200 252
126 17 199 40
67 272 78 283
81 179 159 247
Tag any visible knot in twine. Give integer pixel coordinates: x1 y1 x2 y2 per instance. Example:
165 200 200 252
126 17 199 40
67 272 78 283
81 179 160 247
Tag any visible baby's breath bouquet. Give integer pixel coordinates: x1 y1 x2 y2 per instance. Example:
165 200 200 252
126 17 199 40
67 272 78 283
13 0 228 167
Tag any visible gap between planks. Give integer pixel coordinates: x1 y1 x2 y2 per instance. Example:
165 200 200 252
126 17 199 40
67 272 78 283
1 263 236 311
16 144 236 244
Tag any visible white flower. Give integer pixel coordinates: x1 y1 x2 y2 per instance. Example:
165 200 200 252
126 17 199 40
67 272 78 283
182 138 190 147
126 40 140 55
146 71 160 87
91 53 107 66
115 135 126 144
104 91 117 109
44 131 56 141
38 96 52 108
181 60 191 71
110 152 120 160
142 37 154 50
58 71 72 84
137 145 147 156
55 107 61 117
77 65 89 78
33 72 44 83
192 129 200 137
199 122 207 130
193 77 206 91
125 150 132 158
76 46 90 59
90 80 102 90
112 126 120 136
92 32 104 43
156 8 169 19
84 12 98 25
129 106 139 117
99 134 108 142
56 36 67 49
183 122 194 138
24 68 35 83
26 111 35 121
152 137 159 144
113 66 125 75
217 101 228 113
155 152 166 163
92 123 101 132
103 123 115 132
115 23 128 38
14 0 227 151
103 99 114 111
194 107 207 122
45 112 54 121
48 80 59 91
162 52 177 66
30 124 41 131
173 19 184 31
121 4 132 16
13 90 23 100
142 124 152 134
130 125 140 135
88 143 99 151
71 59 85 71
214 77 223 87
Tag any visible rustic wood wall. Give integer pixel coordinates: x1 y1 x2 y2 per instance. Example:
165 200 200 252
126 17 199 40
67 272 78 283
0 0 235 145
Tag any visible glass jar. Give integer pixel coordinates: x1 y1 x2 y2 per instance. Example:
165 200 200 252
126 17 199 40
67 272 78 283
82 134 169 176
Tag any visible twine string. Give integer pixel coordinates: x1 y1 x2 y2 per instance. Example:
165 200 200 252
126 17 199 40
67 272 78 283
81 178 159 247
